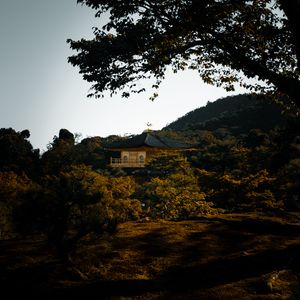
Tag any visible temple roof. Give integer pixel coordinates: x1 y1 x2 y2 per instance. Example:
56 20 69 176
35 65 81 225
105 132 191 149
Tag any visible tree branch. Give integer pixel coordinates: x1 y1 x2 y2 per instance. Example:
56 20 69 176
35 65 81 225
278 0 300 72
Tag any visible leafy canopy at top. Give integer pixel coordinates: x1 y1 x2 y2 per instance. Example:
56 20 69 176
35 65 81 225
68 0 300 109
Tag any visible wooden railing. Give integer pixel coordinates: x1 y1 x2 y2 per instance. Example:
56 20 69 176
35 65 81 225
110 158 145 168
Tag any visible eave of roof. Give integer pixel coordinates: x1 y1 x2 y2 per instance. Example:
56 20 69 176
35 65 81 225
105 132 192 149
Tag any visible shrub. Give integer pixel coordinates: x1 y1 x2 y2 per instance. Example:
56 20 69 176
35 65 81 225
14 165 141 261
0 171 34 239
140 169 215 220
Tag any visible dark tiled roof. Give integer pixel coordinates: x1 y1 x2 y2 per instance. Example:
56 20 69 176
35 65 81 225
105 132 191 149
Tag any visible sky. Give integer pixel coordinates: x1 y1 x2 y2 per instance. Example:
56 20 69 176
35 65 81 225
0 0 249 151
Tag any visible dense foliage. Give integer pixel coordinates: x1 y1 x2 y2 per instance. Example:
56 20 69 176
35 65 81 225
0 95 299 260
136 154 216 219
163 94 287 133
68 0 300 109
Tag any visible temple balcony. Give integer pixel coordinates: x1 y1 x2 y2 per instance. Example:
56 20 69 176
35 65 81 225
110 158 146 168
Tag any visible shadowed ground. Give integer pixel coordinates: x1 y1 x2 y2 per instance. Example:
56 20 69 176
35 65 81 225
1 213 300 299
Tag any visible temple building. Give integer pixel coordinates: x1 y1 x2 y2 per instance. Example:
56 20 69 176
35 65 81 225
105 131 191 168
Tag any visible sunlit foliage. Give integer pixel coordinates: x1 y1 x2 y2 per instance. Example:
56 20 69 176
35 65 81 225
15 164 140 260
197 169 282 210
139 154 216 219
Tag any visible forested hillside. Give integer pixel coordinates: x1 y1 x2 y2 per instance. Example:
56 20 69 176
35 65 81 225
163 94 286 134
1 94 300 298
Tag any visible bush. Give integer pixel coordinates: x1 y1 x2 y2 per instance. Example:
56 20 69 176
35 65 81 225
141 173 215 219
14 165 141 261
0 171 34 239
196 168 282 211
245 190 283 210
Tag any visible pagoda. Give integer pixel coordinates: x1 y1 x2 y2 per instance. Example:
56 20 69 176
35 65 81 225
105 131 191 168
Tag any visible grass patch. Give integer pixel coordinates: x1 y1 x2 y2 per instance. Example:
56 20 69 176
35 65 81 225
1 212 300 299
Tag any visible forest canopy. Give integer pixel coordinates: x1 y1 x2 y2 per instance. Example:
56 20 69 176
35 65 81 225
0 94 299 261
68 0 300 109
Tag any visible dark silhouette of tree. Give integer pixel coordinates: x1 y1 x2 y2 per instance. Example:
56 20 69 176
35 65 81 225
68 1 300 109
42 131 107 173
0 128 39 177
73 137 107 170
58 128 75 144
20 129 30 139
42 130 77 174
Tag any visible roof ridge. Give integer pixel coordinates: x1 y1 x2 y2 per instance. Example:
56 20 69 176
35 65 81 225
149 133 170 148
105 131 191 149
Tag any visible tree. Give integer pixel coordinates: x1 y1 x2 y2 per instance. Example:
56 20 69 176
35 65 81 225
0 171 34 239
196 168 282 210
0 128 39 177
138 153 215 219
58 128 75 144
73 136 107 170
14 165 140 261
42 129 77 174
68 0 300 109
141 173 213 219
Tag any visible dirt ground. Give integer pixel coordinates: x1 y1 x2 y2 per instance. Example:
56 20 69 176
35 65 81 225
1 212 300 299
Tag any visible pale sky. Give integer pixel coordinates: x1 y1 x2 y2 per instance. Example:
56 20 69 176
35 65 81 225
0 0 249 151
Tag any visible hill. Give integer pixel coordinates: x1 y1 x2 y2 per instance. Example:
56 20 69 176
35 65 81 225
163 94 286 135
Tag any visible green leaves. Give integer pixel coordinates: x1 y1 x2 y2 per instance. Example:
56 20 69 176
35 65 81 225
138 153 215 219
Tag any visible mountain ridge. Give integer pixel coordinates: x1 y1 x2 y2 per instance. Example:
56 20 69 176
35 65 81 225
162 94 286 135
